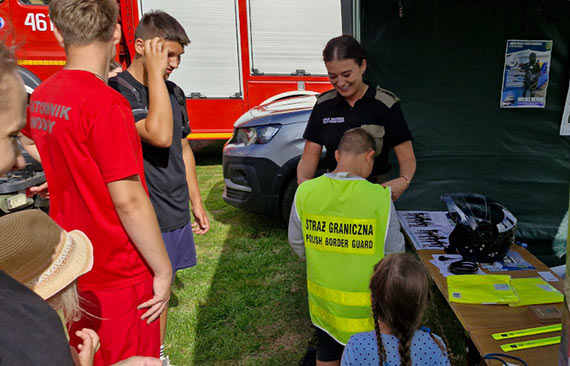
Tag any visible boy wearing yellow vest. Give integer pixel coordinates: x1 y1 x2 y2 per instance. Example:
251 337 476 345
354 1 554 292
288 127 405 366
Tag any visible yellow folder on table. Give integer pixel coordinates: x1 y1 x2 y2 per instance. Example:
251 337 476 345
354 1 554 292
447 275 518 304
509 277 563 307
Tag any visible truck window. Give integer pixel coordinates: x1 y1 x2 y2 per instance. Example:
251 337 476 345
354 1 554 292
248 0 342 76
19 0 49 5
139 0 242 99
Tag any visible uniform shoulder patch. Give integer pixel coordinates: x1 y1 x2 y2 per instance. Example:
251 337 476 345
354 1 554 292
316 89 338 105
374 86 400 108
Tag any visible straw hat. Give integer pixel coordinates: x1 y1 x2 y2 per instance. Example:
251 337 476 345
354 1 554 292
0 210 93 300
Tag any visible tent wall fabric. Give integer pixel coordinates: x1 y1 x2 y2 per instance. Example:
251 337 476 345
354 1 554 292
359 0 570 265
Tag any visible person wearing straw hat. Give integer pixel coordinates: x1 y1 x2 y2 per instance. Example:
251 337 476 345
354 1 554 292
0 210 97 365
0 210 164 366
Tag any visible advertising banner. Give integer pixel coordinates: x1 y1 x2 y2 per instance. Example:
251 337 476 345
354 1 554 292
500 40 553 108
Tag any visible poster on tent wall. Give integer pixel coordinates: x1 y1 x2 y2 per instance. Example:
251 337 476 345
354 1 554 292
560 79 570 135
500 40 553 108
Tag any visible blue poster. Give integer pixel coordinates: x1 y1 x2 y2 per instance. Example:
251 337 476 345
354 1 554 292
500 40 553 108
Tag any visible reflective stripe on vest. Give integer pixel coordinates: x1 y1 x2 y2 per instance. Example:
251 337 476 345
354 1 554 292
309 300 374 334
307 278 370 307
295 174 391 345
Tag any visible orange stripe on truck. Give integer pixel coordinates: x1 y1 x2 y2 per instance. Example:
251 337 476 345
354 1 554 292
18 60 66 66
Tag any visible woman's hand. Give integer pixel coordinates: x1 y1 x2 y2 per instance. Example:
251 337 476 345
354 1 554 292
382 177 408 201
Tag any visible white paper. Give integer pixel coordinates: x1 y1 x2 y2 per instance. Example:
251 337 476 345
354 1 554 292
560 78 570 135
397 211 455 250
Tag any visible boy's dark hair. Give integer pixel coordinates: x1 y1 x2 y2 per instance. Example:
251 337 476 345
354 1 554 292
322 35 366 66
135 11 190 46
49 0 118 46
338 128 375 155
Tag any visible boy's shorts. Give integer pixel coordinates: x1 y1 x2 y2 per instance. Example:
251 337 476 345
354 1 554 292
162 222 197 279
316 327 345 362
69 276 160 366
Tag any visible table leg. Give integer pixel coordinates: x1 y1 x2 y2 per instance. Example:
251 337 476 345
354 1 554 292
465 335 482 366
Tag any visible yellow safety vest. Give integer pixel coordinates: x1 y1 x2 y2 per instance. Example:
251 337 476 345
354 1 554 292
295 174 391 345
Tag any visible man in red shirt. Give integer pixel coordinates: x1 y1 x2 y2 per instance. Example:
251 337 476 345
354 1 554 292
22 0 172 364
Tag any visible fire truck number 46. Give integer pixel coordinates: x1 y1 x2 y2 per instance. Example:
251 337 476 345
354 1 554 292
24 13 54 32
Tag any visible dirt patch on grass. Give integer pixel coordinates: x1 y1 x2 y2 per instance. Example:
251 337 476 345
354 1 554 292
269 331 300 353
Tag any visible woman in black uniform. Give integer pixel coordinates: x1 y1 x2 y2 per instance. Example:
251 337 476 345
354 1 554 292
297 35 416 200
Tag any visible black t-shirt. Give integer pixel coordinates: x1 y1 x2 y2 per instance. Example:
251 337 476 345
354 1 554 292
109 71 191 232
0 271 74 366
303 85 413 175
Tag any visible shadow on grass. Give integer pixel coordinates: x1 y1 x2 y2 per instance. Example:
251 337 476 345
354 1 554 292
189 178 313 365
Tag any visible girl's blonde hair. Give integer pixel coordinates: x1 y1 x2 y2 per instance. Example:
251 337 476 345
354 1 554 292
47 281 82 325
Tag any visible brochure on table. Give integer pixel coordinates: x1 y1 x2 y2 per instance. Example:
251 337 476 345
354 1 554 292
397 211 455 250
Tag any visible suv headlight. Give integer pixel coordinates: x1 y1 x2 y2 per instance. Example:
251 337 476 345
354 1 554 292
235 125 280 145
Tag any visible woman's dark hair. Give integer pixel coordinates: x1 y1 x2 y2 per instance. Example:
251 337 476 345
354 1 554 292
322 35 366 66
370 254 445 365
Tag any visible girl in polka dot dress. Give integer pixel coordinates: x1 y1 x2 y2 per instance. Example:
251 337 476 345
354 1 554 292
341 254 451 366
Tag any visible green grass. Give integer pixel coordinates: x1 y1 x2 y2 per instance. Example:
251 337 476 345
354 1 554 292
164 141 465 365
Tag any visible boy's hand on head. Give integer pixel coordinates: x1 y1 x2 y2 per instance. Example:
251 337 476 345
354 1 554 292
143 37 168 79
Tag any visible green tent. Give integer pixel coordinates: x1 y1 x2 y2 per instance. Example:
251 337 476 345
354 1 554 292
358 0 570 265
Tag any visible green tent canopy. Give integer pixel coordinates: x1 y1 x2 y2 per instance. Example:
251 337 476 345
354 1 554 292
359 0 570 265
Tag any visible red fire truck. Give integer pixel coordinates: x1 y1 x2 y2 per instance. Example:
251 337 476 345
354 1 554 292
0 0 343 139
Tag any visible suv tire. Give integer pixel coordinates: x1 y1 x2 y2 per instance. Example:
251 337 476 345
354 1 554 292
281 177 298 223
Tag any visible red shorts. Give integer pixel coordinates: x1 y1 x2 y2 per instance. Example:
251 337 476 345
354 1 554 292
69 277 160 366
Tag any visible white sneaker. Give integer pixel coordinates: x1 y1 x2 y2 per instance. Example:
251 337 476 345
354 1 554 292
160 355 176 366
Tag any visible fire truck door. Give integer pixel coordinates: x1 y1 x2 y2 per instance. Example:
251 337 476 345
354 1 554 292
0 1 12 42
10 0 56 44
9 0 61 66
138 0 242 100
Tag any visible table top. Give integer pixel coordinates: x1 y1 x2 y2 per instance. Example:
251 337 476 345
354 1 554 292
470 328 560 366
415 245 563 365
417 245 563 332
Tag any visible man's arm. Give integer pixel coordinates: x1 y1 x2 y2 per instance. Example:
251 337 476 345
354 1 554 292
384 200 405 255
107 175 172 323
181 138 209 234
287 194 305 259
297 140 322 185
133 38 173 148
